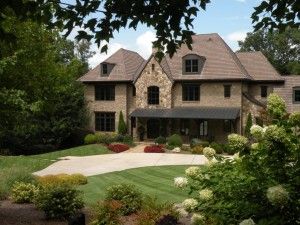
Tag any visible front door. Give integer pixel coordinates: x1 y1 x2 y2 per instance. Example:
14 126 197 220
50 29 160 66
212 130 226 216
147 119 160 139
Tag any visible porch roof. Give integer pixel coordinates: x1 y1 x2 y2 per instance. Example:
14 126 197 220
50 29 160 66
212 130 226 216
130 107 240 120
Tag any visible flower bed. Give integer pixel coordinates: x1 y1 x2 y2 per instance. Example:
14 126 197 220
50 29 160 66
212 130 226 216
108 143 130 153
144 145 165 153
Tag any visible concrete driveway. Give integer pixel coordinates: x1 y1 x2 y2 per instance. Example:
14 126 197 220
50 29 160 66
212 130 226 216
34 153 208 176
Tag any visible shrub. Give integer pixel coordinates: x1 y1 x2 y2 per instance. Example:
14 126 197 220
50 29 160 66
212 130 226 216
123 134 134 145
136 196 179 225
11 182 39 203
5 169 37 189
144 145 165 153
108 143 130 153
105 183 142 215
167 134 183 147
37 173 87 186
190 139 209 148
118 111 127 135
96 132 115 145
155 136 167 144
209 142 223 154
115 134 124 142
84 134 97 144
91 200 122 225
191 145 204 154
181 145 191 152
34 184 84 219
227 134 248 154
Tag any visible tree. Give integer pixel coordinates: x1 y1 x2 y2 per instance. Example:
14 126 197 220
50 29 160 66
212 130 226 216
238 29 300 75
1 0 298 59
118 111 127 135
0 19 88 154
244 113 253 137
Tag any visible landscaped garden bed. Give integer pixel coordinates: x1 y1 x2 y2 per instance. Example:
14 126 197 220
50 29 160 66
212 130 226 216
108 143 130 153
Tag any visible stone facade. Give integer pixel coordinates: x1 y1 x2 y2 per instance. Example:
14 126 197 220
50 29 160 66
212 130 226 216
135 57 173 109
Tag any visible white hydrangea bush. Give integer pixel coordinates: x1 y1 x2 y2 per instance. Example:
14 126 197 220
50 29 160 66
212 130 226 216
182 198 198 212
174 177 188 189
250 124 264 140
185 166 201 179
251 143 259 151
228 133 248 153
203 147 216 160
266 185 289 206
191 213 205 225
239 218 256 225
199 188 213 201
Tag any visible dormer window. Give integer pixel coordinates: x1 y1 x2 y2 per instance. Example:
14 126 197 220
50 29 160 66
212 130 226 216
102 63 108 76
182 54 205 75
185 59 198 73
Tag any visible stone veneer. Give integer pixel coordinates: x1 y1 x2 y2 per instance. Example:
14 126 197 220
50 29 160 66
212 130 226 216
135 57 172 109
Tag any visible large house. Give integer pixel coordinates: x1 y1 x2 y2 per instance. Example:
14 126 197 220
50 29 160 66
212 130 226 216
78 33 300 143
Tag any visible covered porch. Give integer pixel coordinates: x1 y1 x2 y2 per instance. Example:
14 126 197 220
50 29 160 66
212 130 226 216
130 107 240 143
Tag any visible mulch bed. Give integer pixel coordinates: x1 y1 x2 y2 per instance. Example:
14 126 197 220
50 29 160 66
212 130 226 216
0 200 92 225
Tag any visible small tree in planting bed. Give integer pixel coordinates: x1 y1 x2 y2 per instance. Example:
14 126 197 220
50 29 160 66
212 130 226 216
244 112 253 137
174 94 300 225
118 111 127 135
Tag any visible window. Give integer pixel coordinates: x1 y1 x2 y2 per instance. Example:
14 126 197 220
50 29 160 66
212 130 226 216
148 86 159 105
294 88 300 103
180 119 190 135
95 112 115 132
182 84 200 101
132 86 136 96
102 64 108 75
224 120 232 133
199 120 208 136
185 59 198 73
131 117 136 128
95 85 115 101
151 64 155 71
224 85 231 98
255 117 263 126
261 86 268 98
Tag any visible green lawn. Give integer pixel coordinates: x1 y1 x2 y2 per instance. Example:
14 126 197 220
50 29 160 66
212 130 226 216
0 144 111 195
79 165 191 206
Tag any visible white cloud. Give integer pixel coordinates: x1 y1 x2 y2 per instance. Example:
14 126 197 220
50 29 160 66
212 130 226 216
226 31 248 42
136 31 157 59
88 42 127 68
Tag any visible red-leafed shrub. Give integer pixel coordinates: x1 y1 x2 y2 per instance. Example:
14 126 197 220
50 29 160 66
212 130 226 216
108 144 130 153
144 145 165 153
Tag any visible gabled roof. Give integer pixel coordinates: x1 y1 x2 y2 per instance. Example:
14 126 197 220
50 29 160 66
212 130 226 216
78 48 145 82
161 33 252 81
236 51 283 81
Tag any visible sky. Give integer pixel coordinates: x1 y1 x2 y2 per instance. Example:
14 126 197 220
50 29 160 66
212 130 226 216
68 0 263 68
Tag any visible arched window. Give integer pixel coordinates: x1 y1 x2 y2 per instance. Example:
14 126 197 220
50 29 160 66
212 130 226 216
148 86 159 105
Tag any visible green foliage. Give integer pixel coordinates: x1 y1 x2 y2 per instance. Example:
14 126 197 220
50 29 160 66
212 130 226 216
105 183 142 215
122 134 133 145
84 134 98 144
209 142 223 154
167 134 183 148
267 93 286 120
244 113 253 137
155 136 167 144
0 19 89 154
96 132 115 145
34 184 84 219
178 95 300 224
238 29 300 75
117 111 127 135
11 182 39 203
227 134 248 154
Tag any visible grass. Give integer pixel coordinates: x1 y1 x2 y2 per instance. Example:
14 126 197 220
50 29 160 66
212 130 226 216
79 165 191 206
0 144 111 196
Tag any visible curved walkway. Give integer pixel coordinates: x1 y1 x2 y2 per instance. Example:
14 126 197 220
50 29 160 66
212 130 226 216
34 153 208 176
